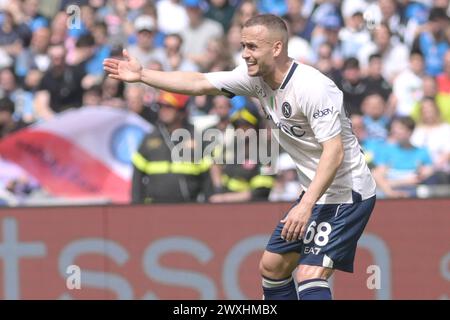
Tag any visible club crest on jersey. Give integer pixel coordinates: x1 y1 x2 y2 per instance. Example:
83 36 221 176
282 102 292 118
255 85 267 97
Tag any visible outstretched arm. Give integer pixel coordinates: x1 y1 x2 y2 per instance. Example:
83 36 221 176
103 49 222 96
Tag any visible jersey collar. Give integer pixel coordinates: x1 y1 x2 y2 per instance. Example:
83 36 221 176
279 60 298 90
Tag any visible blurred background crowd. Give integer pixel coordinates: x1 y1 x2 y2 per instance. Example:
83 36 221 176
1 0 450 206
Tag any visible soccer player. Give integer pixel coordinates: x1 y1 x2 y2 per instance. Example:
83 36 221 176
103 14 377 300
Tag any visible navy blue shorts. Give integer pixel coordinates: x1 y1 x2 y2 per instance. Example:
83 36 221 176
266 192 376 273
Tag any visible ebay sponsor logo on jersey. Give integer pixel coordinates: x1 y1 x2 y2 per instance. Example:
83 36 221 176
313 107 334 119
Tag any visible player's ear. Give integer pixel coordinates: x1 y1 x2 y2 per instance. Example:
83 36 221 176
273 40 283 57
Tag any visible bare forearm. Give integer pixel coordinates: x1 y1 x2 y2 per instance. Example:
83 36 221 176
34 91 54 120
140 69 220 96
209 191 251 203
373 167 394 193
220 191 251 202
389 176 418 187
302 142 343 207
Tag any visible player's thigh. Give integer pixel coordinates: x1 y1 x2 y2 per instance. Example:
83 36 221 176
259 250 300 279
299 196 376 274
262 196 304 279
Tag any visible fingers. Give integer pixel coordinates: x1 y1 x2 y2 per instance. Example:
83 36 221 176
299 223 307 240
108 74 121 80
286 223 301 242
103 59 120 78
104 66 118 75
281 221 303 242
123 49 130 61
280 220 290 240
103 59 119 69
292 224 301 241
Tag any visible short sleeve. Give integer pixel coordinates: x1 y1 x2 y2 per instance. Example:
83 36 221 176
419 148 433 166
204 64 255 98
301 80 342 143
373 143 390 166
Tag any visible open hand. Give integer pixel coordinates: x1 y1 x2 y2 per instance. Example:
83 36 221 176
280 202 313 242
103 49 142 83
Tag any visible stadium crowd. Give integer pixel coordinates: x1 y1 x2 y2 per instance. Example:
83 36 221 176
1 0 450 205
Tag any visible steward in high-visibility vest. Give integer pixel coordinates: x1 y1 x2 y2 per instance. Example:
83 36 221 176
209 106 275 203
131 91 212 203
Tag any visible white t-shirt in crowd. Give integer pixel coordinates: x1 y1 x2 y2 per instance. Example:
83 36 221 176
411 123 450 171
156 0 189 34
205 61 376 204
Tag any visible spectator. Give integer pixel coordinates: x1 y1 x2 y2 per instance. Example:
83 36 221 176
0 97 27 139
257 0 287 16
392 51 425 117
156 0 189 35
364 53 392 102
285 15 315 65
71 34 100 90
101 75 125 108
131 90 212 203
268 152 301 202
314 42 340 82
373 116 435 198
207 95 233 192
411 97 450 177
358 23 409 82
15 26 51 85
180 0 224 66
310 8 343 68
232 0 258 28
153 33 199 72
350 113 381 169
201 37 234 72
82 84 102 106
403 0 429 47
336 57 368 116
209 107 274 203
95 0 134 47
339 6 371 59
209 95 232 132
437 49 450 95
226 23 244 66
369 0 404 41
34 45 86 120
205 0 235 32
282 0 314 42
0 10 31 61
124 84 157 123
85 22 112 79
412 7 450 76
128 15 158 66
411 75 450 124
0 68 35 123
49 11 68 46
140 60 164 108
139 1 166 48
21 0 49 32
361 93 390 141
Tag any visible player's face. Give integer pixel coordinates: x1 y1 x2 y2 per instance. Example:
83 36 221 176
241 25 276 77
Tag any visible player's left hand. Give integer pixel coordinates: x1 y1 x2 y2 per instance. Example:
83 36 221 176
280 202 313 242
